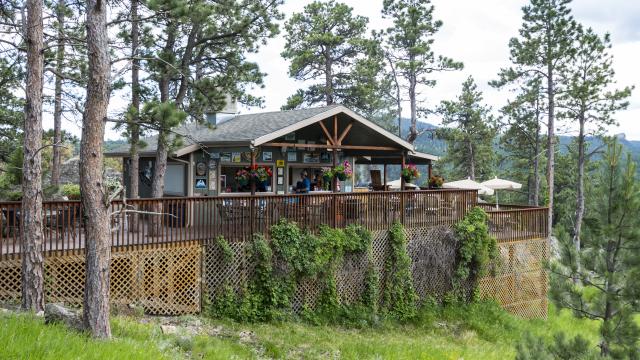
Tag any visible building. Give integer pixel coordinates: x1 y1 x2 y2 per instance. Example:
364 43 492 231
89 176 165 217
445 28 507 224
106 104 438 197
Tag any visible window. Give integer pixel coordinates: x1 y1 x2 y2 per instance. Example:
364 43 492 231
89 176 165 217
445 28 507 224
219 165 274 193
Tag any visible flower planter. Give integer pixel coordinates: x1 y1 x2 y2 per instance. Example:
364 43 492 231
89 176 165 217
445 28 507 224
336 172 347 181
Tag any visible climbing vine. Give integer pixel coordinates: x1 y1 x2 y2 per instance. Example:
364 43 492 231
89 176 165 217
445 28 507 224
205 219 376 323
381 222 418 321
452 207 499 301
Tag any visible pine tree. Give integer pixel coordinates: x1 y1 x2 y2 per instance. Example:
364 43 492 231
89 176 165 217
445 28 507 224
499 78 546 205
437 76 496 181
281 0 391 120
550 140 640 358
381 0 462 143
558 25 632 259
492 0 579 228
81 0 112 338
21 0 45 313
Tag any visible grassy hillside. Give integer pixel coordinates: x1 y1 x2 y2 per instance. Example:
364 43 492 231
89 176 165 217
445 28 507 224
0 302 601 359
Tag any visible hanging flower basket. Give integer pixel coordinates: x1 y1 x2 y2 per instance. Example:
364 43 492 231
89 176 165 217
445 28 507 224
401 164 420 183
333 160 352 181
235 168 250 186
250 165 272 182
429 175 444 189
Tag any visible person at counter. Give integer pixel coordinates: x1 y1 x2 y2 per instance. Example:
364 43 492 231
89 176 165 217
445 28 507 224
295 170 311 193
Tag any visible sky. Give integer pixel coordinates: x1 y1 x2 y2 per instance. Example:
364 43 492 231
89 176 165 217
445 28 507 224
60 0 640 141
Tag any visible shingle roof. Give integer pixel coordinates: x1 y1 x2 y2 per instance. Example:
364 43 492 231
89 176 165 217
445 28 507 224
106 105 342 156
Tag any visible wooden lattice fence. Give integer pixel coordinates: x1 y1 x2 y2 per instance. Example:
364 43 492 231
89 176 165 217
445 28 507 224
201 226 549 318
0 243 201 315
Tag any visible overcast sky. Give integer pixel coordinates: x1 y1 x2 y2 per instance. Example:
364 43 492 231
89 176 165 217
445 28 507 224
86 0 640 140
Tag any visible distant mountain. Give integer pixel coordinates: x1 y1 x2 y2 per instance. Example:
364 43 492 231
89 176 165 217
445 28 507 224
399 119 640 165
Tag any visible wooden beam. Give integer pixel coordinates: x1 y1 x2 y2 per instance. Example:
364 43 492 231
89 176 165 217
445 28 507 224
337 121 354 145
318 120 334 145
333 115 338 143
264 142 400 152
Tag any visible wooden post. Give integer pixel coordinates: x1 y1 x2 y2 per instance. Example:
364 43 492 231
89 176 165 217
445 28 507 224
428 160 433 180
400 152 406 224
383 164 387 191
250 150 256 235
333 115 338 227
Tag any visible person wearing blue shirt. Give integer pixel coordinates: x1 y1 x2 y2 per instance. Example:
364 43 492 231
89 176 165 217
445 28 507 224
295 170 311 193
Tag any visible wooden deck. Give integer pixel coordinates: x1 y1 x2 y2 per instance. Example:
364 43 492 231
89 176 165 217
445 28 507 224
0 190 548 259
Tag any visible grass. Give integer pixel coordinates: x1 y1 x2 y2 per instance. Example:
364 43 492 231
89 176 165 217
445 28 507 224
0 302 602 360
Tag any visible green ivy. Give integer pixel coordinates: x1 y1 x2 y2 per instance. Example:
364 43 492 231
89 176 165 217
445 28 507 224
204 219 377 324
452 207 499 301
214 236 233 264
381 222 418 321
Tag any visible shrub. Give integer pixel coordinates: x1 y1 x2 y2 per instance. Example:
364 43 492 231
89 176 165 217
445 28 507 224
452 207 499 301
61 184 81 200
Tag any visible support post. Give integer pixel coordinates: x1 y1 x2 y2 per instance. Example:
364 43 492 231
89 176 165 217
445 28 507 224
250 150 256 235
383 164 387 191
400 152 406 224
428 160 433 181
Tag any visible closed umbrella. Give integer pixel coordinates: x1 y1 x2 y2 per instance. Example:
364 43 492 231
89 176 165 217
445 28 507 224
442 178 495 195
481 177 522 209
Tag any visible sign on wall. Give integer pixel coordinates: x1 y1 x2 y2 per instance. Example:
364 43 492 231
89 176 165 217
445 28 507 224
195 178 207 189
276 159 285 167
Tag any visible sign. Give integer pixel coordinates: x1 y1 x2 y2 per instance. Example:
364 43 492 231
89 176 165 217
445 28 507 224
195 178 207 189
276 159 285 167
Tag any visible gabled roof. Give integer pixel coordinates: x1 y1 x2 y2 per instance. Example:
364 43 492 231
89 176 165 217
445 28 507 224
106 104 429 158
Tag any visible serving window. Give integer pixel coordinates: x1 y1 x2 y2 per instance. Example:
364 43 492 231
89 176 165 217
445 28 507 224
219 164 274 194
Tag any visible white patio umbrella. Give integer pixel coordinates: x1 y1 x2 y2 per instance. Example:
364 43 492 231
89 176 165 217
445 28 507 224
481 177 522 209
442 178 494 195
386 179 419 190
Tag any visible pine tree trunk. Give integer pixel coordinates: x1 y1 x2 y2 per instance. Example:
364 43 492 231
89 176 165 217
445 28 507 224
51 0 65 188
546 63 555 230
324 52 333 105
573 115 586 264
128 0 140 232
149 140 167 236
532 110 541 206
407 72 417 144
81 0 111 338
21 0 45 313
468 139 475 180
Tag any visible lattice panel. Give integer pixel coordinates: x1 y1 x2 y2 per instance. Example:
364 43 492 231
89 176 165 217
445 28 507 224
480 238 548 318
138 245 201 315
0 259 21 303
202 240 251 299
406 226 459 301
0 244 202 315
46 255 85 305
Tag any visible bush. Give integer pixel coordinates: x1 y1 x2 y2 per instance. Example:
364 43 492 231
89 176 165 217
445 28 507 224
61 184 81 200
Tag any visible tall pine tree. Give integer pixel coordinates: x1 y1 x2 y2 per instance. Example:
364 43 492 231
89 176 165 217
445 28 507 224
558 25 632 259
437 76 496 181
381 0 462 143
281 0 392 123
492 0 578 228
550 140 640 358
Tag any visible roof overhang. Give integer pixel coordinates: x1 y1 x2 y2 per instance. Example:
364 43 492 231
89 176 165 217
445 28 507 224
252 105 415 152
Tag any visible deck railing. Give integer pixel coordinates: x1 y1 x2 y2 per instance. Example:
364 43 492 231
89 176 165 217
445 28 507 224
0 190 548 259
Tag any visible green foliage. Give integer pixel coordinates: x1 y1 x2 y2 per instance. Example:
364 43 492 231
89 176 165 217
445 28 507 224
381 222 418 320
437 76 497 180
281 0 392 120
516 332 599 360
550 140 640 358
214 236 233 264
204 219 376 324
452 207 499 301
61 184 81 200
380 0 463 142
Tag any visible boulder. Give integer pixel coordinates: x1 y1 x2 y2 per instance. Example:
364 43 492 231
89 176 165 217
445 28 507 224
44 303 83 331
